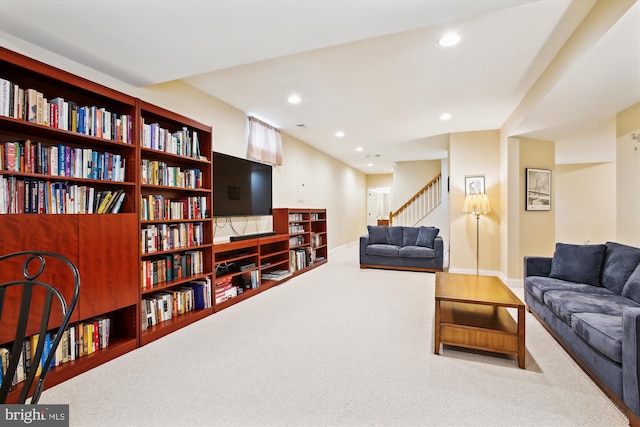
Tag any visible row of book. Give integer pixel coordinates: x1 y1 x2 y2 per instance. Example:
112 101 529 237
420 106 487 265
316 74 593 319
140 194 208 221
261 269 292 281
141 250 204 289
0 79 134 143
0 176 126 214
289 235 305 247
141 222 205 253
141 159 203 189
290 248 314 272
141 278 212 330
213 270 259 305
288 223 306 234
310 213 322 220
141 121 201 159
0 318 110 389
288 213 305 221
1 140 127 182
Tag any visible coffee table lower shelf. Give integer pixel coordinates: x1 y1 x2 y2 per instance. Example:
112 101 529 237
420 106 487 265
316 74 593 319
437 300 519 350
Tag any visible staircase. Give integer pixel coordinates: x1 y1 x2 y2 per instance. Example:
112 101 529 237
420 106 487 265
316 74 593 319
390 173 442 226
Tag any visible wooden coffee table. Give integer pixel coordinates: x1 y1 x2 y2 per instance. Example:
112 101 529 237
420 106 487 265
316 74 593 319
434 272 526 368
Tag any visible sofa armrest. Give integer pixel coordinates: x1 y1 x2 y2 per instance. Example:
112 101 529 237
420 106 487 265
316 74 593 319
433 236 444 269
523 256 552 278
623 307 640 418
359 234 370 264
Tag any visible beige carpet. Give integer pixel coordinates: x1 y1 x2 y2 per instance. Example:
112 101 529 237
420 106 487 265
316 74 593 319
40 242 628 426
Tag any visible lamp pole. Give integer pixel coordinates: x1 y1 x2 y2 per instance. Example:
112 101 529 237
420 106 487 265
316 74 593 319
474 212 480 275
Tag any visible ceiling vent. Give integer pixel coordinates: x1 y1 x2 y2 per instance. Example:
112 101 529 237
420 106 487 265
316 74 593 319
296 124 307 129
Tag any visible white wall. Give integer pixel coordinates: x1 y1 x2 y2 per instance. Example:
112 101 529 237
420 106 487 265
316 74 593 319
1 38 367 249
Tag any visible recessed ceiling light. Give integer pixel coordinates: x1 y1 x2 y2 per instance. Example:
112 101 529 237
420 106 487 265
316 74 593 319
335 131 345 138
440 112 452 121
438 32 461 47
355 147 364 152
288 94 301 104
367 163 374 167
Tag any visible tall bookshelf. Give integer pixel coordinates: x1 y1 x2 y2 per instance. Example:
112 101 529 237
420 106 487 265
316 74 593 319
0 47 139 402
273 208 328 275
138 100 213 346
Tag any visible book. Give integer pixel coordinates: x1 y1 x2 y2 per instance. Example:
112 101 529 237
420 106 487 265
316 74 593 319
0 78 10 117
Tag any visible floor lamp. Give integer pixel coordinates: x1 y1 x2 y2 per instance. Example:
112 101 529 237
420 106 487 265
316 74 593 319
462 194 491 275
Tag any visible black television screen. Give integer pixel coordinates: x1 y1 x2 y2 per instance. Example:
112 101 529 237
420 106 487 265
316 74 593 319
213 152 273 217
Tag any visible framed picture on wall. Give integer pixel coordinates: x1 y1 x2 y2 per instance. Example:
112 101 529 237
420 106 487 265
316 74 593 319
526 168 551 211
465 175 485 196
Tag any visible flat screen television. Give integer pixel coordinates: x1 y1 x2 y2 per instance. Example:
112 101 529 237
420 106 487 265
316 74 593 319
213 152 273 217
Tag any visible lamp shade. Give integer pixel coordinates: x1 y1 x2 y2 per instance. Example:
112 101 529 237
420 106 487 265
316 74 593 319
462 194 491 215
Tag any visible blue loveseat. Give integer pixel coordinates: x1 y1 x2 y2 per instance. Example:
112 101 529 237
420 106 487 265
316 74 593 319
359 225 443 272
524 241 640 425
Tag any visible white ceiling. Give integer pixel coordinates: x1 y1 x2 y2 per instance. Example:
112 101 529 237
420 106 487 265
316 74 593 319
1 0 638 174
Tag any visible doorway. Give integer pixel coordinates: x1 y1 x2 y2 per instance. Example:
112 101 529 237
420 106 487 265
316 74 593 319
367 187 391 226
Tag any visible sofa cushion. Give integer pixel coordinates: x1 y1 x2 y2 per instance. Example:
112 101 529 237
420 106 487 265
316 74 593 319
416 226 439 248
543 290 640 325
572 313 623 364
549 243 606 286
367 226 389 244
601 242 640 295
388 226 403 246
622 263 640 304
525 276 614 303
398 246 435 259
365 244 400 257
402 227 419 247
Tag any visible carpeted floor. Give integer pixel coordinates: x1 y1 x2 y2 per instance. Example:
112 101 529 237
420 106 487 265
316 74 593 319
40 242 628 426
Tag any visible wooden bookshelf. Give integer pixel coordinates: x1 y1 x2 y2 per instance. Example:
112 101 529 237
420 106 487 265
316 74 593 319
0 47 139 403
273 208 328 276
0 47 330 402
138 100 214 346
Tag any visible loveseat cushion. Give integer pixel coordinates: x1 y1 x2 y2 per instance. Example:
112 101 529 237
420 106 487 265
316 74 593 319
601 242 640 295
398 246 435 259
622 263 640 304
543 290 640 325
367 226 390 244
402 227 419 247
525 276 614 303
549 243 607 286
388 226 404 246
365 244 399 257
572 313 623 364
416 226 439 248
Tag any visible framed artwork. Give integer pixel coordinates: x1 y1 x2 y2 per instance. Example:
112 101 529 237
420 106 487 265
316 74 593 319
526 168 551 211
465 175 485 195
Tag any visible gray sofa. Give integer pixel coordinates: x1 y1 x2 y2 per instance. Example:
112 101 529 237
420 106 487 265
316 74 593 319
360 225 443 272
524 241 640 424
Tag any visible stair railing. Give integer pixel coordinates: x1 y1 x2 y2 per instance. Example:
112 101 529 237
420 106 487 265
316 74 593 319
389 173 442 226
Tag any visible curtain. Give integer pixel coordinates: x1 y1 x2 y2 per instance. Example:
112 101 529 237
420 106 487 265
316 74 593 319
246 116 283 166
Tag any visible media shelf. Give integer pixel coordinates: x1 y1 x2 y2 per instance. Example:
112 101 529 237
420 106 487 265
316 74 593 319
259 234 291 291
273 208 328 276
213 240 260 311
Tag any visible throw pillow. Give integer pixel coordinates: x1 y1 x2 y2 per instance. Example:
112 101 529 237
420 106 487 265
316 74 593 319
549 243 607 286
416 226 439 248
388 226 404 246
367 225 389 245
622 263 640 304
402 227 420 247
601 242 640 295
